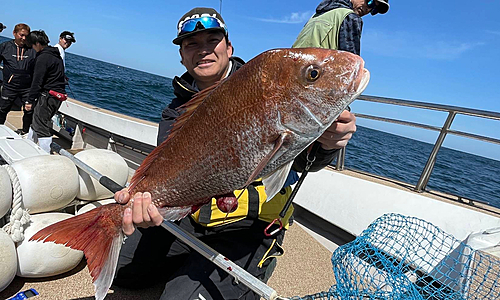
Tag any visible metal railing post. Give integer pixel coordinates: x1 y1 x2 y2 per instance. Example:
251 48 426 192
415 111 456 192
335 147 346 170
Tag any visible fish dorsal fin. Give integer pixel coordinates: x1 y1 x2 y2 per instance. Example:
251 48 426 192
167 82 221 142
129 82 220 192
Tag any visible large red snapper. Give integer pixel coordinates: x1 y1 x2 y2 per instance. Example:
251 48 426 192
30 48 369 299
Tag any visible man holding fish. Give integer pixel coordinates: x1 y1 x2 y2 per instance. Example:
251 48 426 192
31 5 370 300
113 7 358 300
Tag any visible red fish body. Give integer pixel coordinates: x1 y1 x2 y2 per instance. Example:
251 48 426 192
30 48 369 299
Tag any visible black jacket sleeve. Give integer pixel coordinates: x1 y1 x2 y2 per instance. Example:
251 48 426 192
337 13 363 56
292 142 339 173
28 56 48 103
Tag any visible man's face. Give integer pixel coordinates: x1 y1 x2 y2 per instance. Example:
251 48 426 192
59 37 72 50
13 29 29 46
179 31 232 85
351 0 372 16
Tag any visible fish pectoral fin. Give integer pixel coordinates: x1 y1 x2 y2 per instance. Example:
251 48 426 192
244 132 291 187
262 160 294 202
158 206 194 221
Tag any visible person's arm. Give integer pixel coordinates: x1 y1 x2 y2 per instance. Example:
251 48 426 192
337 13 363 56
28 56 47 103
0 42 5 63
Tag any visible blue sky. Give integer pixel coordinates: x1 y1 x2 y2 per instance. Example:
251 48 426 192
2 0 500 160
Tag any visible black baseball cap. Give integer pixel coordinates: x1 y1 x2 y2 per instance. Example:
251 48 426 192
371 0 390 15
173 7 227 45
0 23 6 31
60 31 76 43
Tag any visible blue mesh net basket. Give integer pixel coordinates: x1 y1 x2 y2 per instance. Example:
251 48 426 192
290 213 500 300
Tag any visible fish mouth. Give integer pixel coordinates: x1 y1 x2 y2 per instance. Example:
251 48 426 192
352 68 370 99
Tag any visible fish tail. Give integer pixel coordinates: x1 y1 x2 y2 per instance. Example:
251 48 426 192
30 203 125 300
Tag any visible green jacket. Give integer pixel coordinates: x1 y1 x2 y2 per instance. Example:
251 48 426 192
292 8 353 49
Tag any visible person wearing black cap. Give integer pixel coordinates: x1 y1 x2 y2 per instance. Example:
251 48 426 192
293 0 390 55
0 23 6 33
55 31 76 70
25 30 67 153
113 6 356 300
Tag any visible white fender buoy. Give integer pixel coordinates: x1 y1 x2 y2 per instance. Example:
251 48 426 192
75 149 128 200
77 198 116 215
0 167 12 218
12 155 79 214
16 212 83 278
0 229 17 292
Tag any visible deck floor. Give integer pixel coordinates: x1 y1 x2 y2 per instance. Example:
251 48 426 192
0 223 337 300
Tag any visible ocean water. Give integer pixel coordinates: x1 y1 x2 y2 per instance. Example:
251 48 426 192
1 36 499 208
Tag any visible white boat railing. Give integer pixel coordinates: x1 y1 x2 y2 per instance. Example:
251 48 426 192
334 95 500 197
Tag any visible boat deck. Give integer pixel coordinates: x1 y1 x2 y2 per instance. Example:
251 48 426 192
2 108 499 299
0 223 337 300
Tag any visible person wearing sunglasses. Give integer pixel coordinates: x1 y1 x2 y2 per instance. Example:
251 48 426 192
293 0 390 55
113 6 353 300
55 31 76 70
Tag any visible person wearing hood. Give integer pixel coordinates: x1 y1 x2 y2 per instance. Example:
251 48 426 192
293 0 390 55
26 30 67 153
113 7 355 300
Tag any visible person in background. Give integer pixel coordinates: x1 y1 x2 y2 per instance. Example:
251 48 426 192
293 0 390 55
113 7 356 300
0 23 6 33
0 23 36 135
26 30 67 153
54 31 76 70
292 0 390 162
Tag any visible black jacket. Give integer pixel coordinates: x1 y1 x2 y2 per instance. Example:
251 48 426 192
315 0 363 55
0 40 36 91
28 46 66 103
157 56 338 173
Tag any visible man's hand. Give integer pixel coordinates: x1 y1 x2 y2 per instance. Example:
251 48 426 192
317 110 356 150
24 103 32 111
114 189 163 235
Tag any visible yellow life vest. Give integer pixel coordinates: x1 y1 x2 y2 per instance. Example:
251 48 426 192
190 181 294 228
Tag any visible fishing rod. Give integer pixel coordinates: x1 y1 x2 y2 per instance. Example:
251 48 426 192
66 82 77 99
50 142 286 300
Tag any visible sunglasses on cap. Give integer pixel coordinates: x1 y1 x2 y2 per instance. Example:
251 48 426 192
179 16 226 35
63 35 74 42
367 0 381 15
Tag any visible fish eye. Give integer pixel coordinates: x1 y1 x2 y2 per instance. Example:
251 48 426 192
306 65 321 82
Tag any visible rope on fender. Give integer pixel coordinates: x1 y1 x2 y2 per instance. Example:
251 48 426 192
2 164 30 242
